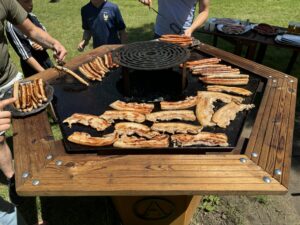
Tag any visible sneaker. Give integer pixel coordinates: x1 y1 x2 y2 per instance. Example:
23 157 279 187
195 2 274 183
8 175 24 206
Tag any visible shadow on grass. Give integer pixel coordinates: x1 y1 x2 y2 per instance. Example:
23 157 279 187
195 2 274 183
16 197 121 225
127 22 155 42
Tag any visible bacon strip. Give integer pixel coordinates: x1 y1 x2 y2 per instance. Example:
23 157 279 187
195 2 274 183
212 102 255 128
207 85 252 96
146 110 196 122
151 122 203 134
110 100 154 114
114 134 169 148
115 122 159 139
200 77 249 86
63 113 111 131
100 110 146 123
185 58 221 66
171 132 229 147
197 91 244 103
68 132 117 147
160 96 198 110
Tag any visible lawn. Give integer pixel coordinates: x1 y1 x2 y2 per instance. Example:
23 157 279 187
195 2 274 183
8 0 300 75
3 0 300 224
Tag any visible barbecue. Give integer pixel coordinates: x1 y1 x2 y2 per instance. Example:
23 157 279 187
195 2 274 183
13 42 297 219
51 41 263 154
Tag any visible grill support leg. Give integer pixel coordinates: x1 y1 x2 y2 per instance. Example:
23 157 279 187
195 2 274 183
123 67 130 96
182 64 187 91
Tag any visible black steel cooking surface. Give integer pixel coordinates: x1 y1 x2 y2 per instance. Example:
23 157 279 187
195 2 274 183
51 49 265 154
112 41 190 70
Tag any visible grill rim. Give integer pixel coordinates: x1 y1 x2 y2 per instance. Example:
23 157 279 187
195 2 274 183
112 41 191 71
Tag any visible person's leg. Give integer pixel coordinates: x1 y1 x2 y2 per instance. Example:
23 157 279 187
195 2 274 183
154 33 161 39
0 139 23 206
0 139 14 179
0 198 27 225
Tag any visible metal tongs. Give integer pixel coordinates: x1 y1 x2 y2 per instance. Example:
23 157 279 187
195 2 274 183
149 6 183 35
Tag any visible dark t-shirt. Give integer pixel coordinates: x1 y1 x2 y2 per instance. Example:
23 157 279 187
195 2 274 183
81 1 126 48
6 13 53 77
0 0 27 86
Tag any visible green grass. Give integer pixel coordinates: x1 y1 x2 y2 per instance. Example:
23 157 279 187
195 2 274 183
3 0 300 224
8 0 300 75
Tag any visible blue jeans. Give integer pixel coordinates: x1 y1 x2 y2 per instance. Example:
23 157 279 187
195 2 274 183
0 198 27 225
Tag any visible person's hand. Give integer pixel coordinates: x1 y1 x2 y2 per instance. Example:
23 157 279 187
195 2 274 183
31 42 44 51
139 0 152 7
184 28 193 37
77 40 86 52
53 41 67 62
0 98 16 133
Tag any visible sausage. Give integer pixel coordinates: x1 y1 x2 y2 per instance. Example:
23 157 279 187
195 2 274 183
33 80 42 103
107 52 113 68
92 59 106 76
97 57 109 73
104 54 109 68
13 81 20 109
82 64 101 81
20 84 27 109
88 61 103 79
79 66 96 81
38 78 47 102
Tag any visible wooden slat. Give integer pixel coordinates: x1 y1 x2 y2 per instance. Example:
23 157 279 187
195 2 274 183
18 182 287 196
249 78 284 164
261 79 289 172
281 80 298 187
245 79 272 157
15 155 287 196
273 80 296 181
13 111 56 187
258 78 286 169
266 78 292 176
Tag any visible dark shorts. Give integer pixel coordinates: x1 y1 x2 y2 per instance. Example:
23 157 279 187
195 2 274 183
154 33 161 39
21 57 53 78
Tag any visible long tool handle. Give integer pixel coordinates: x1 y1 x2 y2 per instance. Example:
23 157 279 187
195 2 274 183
55 66 89 86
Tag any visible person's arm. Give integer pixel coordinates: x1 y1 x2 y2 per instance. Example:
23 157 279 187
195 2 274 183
15 18 67 61
78 30 92 52
6 23 45 73
0 98 16 179
114 5 127 44
184 0 210 37
119 30 128 44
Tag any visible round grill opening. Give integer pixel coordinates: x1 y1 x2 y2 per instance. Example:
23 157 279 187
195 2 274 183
112 41 190 71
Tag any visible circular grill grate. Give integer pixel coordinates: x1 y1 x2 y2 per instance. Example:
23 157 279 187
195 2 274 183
112 41 190 70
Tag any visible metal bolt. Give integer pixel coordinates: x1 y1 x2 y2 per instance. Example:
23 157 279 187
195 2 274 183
55 160 63 166
263 176 272 183
288 88 295 93
251 152 258 158
273 79 277 83
46 154 53 160
239 158 247 163
32 179 40 186
285 75 289 78
290 80 294 83
268 75 272 78
22 172 29 179
274 169 282 176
